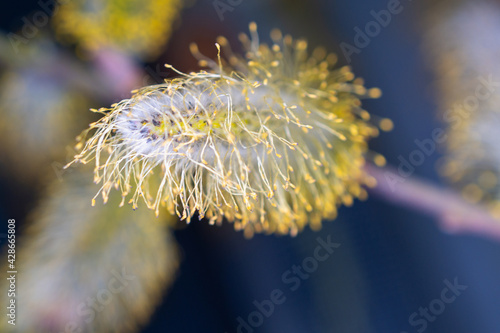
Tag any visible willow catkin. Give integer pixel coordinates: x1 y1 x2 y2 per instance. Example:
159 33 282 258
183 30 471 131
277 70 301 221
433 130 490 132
424 0 500 216
68 23 391 237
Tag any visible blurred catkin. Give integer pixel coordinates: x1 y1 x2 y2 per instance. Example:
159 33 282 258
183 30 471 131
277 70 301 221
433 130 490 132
69 23 390 237
423 0 500 216
0 169 179 333
0 36 93 185
52 0 183 60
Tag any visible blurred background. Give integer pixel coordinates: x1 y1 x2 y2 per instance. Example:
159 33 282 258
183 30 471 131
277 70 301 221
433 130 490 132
1 0 500 332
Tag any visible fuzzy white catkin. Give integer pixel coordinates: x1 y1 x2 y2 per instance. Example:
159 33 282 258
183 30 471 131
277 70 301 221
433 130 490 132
69 24 388 237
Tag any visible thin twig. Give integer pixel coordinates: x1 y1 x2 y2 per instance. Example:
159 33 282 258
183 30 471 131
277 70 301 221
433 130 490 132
365 163 500 241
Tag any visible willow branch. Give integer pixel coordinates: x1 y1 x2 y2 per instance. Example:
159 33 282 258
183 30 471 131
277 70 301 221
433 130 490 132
365 163 500 241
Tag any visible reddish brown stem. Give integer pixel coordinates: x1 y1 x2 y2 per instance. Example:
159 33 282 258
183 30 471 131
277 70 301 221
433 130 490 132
365 164 500 241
